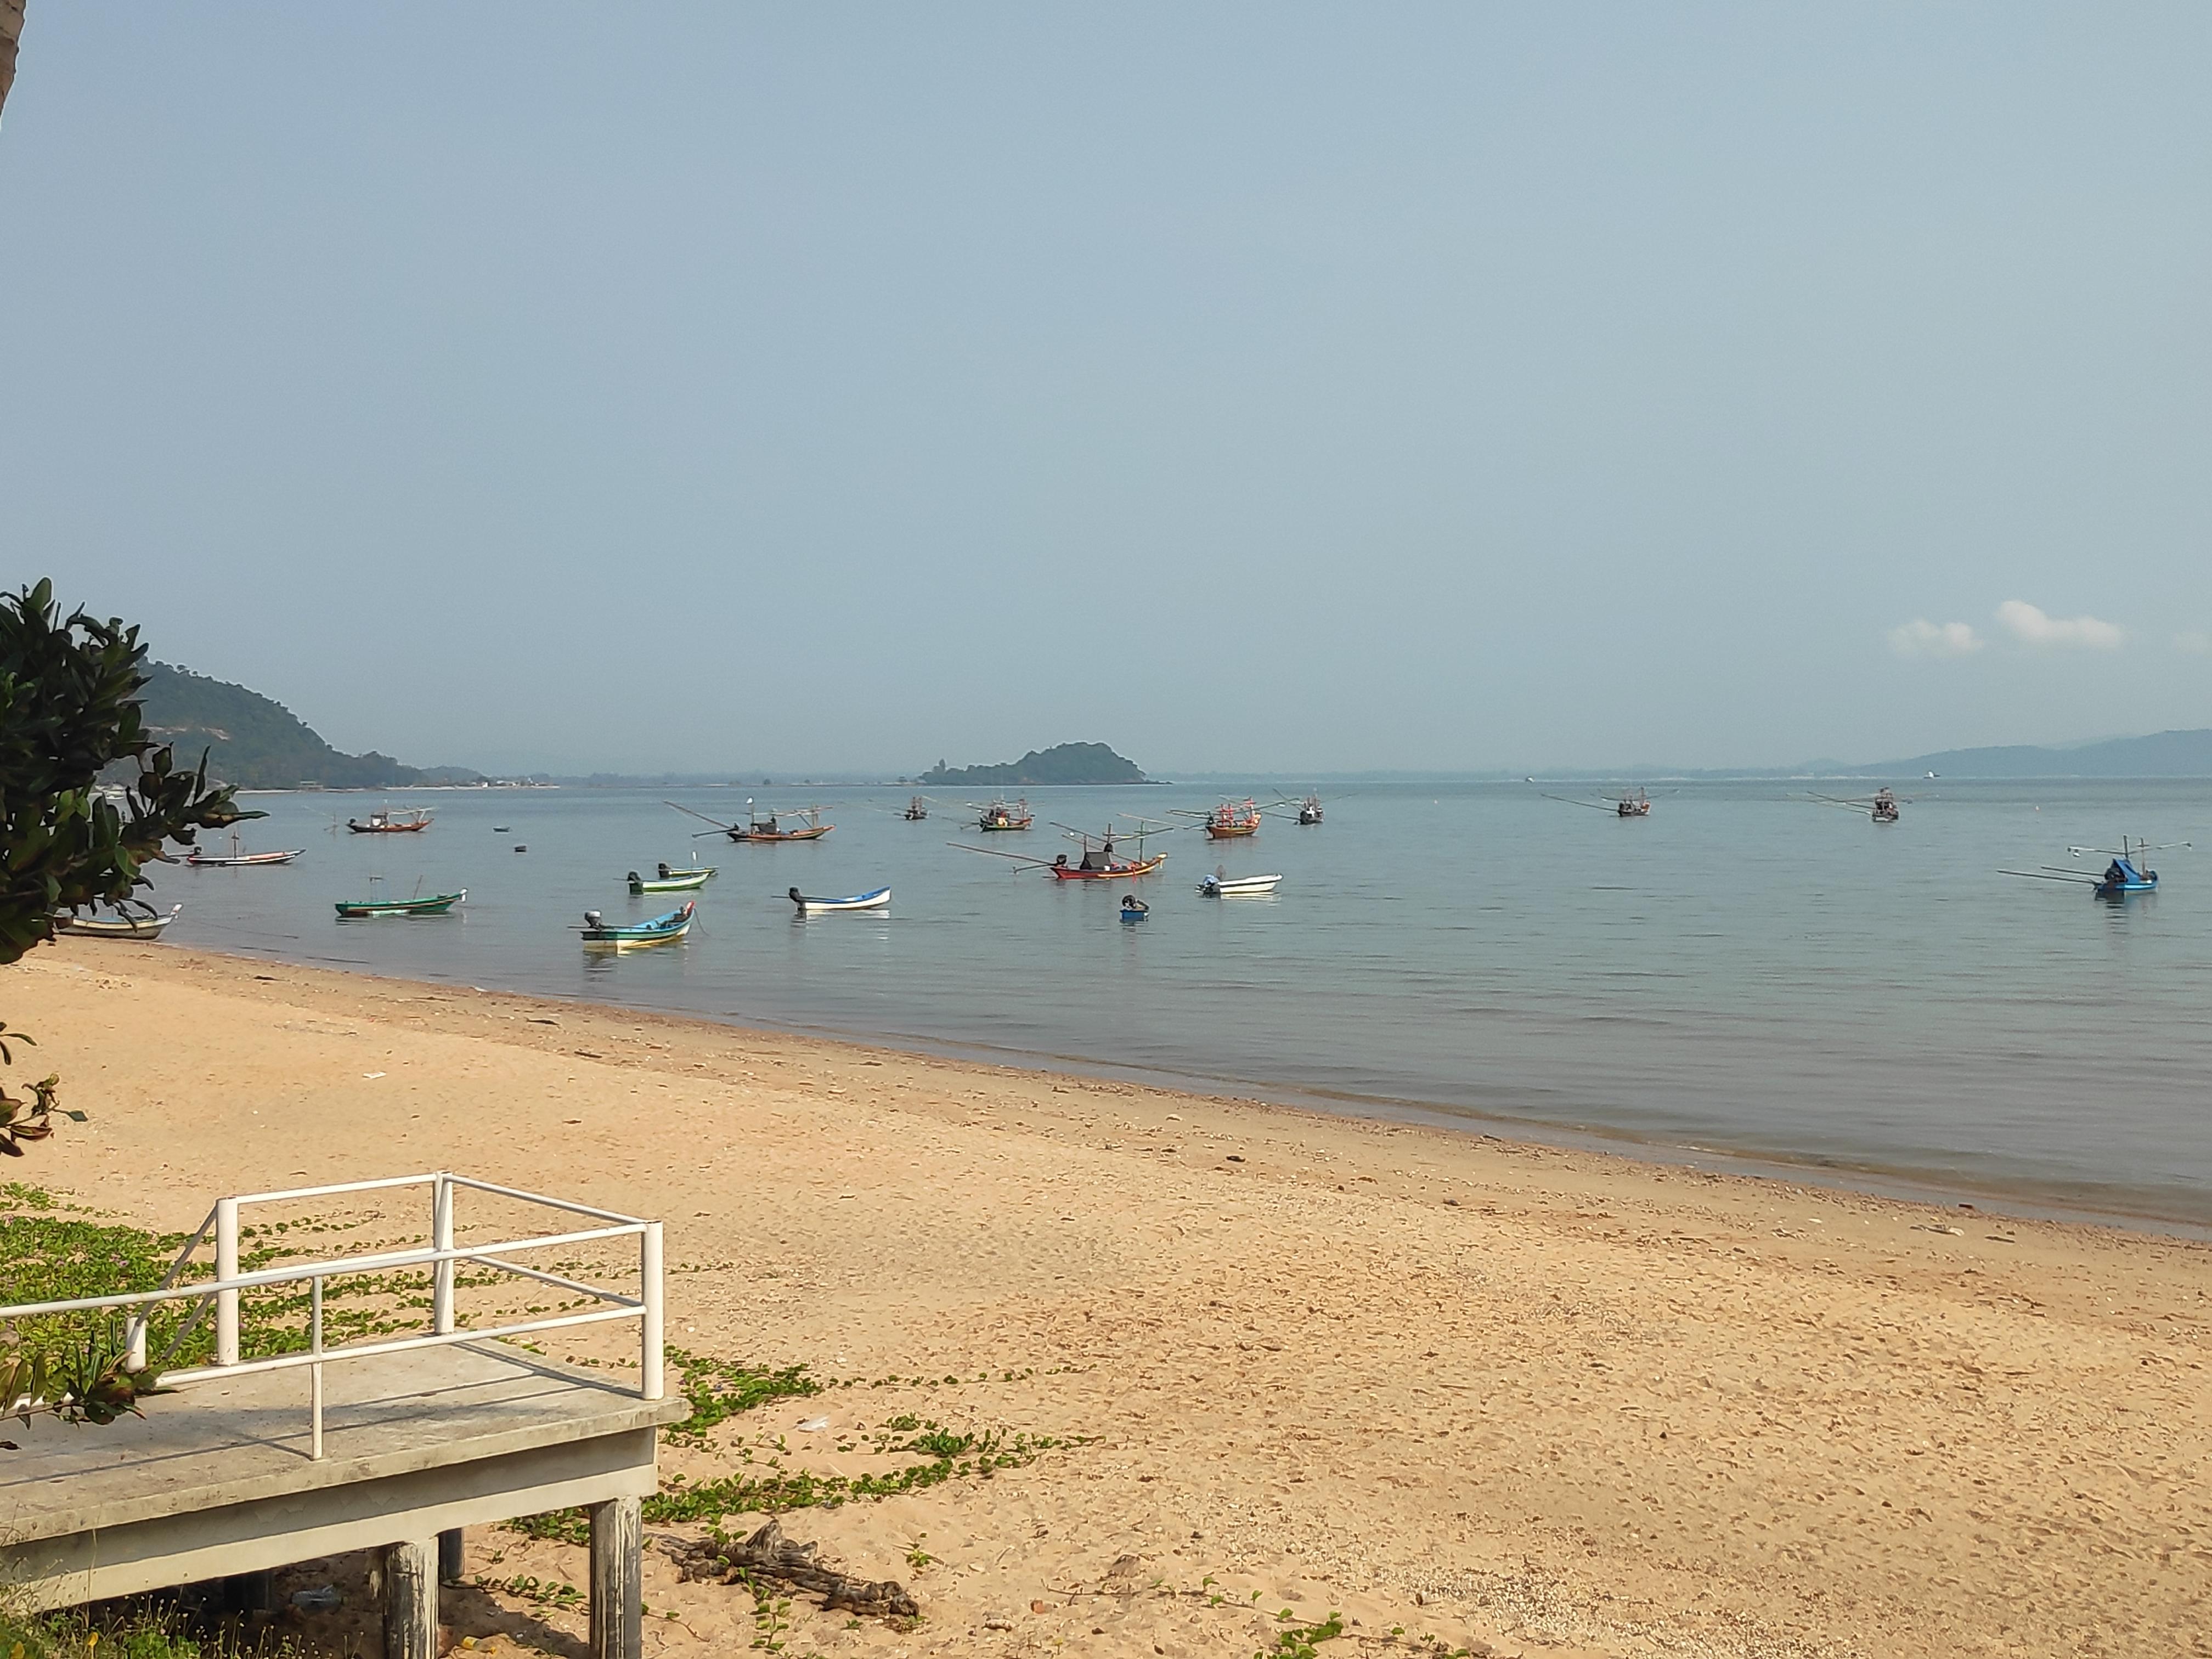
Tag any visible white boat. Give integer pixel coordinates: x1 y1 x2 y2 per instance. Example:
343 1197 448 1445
788 885 890 915
1198 872 1282 897
54 904 183 940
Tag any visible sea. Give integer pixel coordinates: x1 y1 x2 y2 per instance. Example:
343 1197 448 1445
146 779 2212 1230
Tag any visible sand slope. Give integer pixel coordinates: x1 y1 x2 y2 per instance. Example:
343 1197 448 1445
5 942 2208 1657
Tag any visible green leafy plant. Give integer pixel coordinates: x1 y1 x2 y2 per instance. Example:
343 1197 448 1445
1257 1611 1345 1659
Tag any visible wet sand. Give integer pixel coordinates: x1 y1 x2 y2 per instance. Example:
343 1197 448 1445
7 941 2209 1657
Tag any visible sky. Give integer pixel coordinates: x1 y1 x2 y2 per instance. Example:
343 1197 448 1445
2 4 2208 777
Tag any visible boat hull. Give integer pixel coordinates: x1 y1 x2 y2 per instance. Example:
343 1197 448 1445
1200 874 1282 896
54 905 182 940
188 849 306 866
1203 823 1260 839
1050 854 1167 881
729 826 833 842
630 871 713 893
583 900 696 946
335 890 465 918
789 886 891 914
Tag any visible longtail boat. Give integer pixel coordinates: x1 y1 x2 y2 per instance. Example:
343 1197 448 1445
666 799 833 843
1805 788 1910 823
629 864 715 894
1543 787 1654 818
788 885 891 915
2002 836 2186 899
346 807 434 834
187 833 306 867
1199 871 1282 896
579 899 695 947
1172 798 1266 839
334 889 464 918
972 797 1033 832
1296 794 1324 826
904 795 930 821
951 819 1173 881
54 904 182 940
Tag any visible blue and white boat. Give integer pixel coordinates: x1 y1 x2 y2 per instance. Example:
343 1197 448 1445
2001 837 2184 899
579 899 695 947
788 885 890 915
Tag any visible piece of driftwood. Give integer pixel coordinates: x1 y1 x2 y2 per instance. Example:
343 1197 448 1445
664 1520 920 1618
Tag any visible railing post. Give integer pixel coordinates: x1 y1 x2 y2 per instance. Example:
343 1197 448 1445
309 1274 325 1461
431 1172 455 1336
215 1195 240 1367
124 1312 148 1373
640 1221 663 1401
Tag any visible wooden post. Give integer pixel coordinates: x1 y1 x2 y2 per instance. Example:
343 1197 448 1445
589 1495 642 1659
382 1537 438 1659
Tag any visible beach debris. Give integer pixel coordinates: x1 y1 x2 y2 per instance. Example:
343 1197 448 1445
665 1519 919 1618
796 1415 831 1431
362 1071 386 1080
1912 1223 1965 1236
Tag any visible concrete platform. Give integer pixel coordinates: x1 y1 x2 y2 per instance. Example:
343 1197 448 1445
0 1342 685 1655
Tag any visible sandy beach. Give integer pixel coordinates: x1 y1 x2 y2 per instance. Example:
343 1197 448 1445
7 940 2209 1658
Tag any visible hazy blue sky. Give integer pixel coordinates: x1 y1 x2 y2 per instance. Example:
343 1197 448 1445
4 4 2208 775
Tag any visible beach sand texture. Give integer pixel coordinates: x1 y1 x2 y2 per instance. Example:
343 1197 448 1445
6 943 2209 1658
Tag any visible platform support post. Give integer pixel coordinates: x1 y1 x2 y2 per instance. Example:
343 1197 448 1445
589 1494 642 1659
382 1537 437 1659
438 1528 465 1584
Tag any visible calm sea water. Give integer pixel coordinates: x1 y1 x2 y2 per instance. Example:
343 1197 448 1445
147 780 2212 1225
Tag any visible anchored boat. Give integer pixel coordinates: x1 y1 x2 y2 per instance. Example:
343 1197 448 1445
2002 837 2186 899
788 885 891 915
346 807 434 834
951 820 1172 881
972 798 1034 832
629 864 715 894
1199 871 1282 896
187 833 306 867
667 800 833 843
904 795 930 821
334 886 465 918
580 899 695 947
54 904 183 940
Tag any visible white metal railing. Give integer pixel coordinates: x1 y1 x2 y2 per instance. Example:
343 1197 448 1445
1 1172 663 1460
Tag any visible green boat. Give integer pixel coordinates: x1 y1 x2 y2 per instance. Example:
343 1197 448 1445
335 888 465 919
629 864 716 894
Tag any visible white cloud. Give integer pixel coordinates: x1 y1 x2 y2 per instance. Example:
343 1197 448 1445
1888 618 1984 657
2176 630 2211 656
1996 599 2123 649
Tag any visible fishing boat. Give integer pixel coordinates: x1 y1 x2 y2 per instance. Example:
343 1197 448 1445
2002 837 2185 899
579 899 695 947
904 795 930 821
346 807 434 834
667 800 833 843
334 888 465 918
629 864 715 894
54 904 182 940
1172 798 1267 839
787 885 891 915
1804 788 1910 823
1198 871 1283 896
1543 788 1654 818
1120 895 1149 923
186 832 306 867
973 798 1033 832
1296 794 1324 826
951 821 1171 881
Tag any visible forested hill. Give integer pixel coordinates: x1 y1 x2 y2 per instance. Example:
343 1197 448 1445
919 742 1150 786
127 663 478 789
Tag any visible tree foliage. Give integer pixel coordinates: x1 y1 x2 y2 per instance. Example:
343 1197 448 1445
0 578 257 1152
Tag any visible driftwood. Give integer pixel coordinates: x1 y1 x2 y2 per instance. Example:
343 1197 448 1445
664 1519 920 1618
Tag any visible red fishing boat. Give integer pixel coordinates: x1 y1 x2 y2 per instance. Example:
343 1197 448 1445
951 821 1170 881
1171 798 1272 839
668 799 834 843
346 806 433 834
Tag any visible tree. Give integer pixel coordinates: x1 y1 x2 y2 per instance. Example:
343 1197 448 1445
1 579 255 1153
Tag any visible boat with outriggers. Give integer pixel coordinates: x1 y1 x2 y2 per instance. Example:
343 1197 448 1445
904 795 930 821
1172 798 1273 839
667 800 833 843
951 820 1169 881
2002 837 2186 899
346 806 434 834
972 797 1034 832
1805 787 1908 823
1543 787 1654 818
629 863 716 894
186 832 306 867
1295 794 1324 826
788 885 891 915
579 899 695 947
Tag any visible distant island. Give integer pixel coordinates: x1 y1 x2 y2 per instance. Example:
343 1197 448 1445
919 742 1152 787
121 663 484 790
1848 730 2212 780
